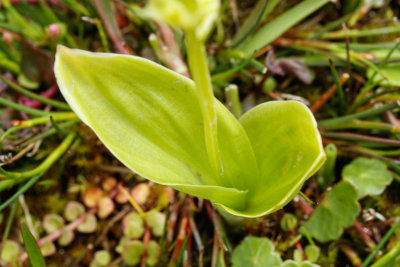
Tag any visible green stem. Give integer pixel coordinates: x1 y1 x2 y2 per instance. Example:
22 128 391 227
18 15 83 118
0 175 42 212
321 120 400 133
0 75 71 110
186 30 223 179
1 200 18 245
371 242 400 267
21 119 80 147
358 147 400 157
0 97 50 117
321 25 400 39
224 84 242 119
322 132 400 147
1 112 77 141
361 218 400 267
212 53 254 81
0 131 77 181
318 101 400 128
329 58 345 108
316 144 337 190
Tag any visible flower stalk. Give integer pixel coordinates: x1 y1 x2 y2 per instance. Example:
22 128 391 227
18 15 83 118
186 29 223 179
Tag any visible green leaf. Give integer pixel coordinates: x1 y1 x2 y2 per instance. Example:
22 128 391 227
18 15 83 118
21 224 46 267
239 0 331 53
1 240 21 263
280 260 320 267
145 210 166 237
54 46 325 217
367 63 400 87
55 46 254 212
343 157 393 199
231 236 282 267
122 241 144 266
302 181 360 242
237 101 326 217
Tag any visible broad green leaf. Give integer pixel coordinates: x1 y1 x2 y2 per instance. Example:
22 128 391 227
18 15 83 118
280 260 320 267
231 236 282 267
343 157 393 199
21 224 46 267
55 46 257 213
236 101 326 217
239 0 331 53
302 181 360 242
55 47 325 217
367 63 400 87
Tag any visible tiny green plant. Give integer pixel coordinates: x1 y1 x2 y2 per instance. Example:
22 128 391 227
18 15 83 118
54 0 325 217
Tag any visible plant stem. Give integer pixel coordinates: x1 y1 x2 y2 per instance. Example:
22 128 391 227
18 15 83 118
361 218 400 267
371 242 400 267
322 120 400 133
322 132 400 147
1 200 18 245
318 101 400 129
0 97 50 117
186 30 223 179
339 243 362 267
20 119 80 147
321 25 400 39
1 112 76 141
224 84 242 119
211 53 254 81
329 58 346 108
0 74 70 110
0 174 42 212
0 131 76 181
310 73 349 113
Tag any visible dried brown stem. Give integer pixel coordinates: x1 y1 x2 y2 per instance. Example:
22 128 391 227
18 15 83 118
310 73 350 112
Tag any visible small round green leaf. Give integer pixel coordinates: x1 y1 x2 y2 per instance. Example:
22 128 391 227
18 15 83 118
122 241 144 266
43 214 64 234
1 240 21 263
343 157 393 199
145 240 161 266
145 210 165 237
123 212 144 239
302 181 360 242
94 250 111 266
64 201 85 222
77 214 97 233
231 236 282 267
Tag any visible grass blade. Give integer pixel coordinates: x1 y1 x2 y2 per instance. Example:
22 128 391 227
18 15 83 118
21 224 46 267
239 0 330 53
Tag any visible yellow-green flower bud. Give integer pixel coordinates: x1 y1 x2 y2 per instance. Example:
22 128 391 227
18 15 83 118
143 0 220 41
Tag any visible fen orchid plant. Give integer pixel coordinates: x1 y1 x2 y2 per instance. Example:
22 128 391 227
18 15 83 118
54 0 326 217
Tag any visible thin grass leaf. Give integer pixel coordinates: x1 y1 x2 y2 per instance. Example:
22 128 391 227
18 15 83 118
239 0 331 53
21 224 46 267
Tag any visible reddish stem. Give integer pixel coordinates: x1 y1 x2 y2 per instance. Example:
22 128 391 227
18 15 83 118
93 0 130 55
353 221 376 249
170 216 189 262
18 84 58 109
298 197 314 216
140 227 152 267
291 230 305 260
